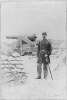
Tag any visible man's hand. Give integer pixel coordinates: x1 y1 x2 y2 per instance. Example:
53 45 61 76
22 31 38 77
45 54 48 57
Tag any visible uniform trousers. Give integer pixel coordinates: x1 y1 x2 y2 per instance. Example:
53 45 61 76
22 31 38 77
37 63 48 78
37 50 49 78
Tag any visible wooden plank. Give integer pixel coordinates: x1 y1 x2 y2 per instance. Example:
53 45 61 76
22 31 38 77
21 36 35 46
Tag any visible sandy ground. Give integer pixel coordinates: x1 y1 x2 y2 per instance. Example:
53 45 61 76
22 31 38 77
1 55 66 99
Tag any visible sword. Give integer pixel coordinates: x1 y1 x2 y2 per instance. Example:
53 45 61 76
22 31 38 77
48 65 53 80
44 55 53 80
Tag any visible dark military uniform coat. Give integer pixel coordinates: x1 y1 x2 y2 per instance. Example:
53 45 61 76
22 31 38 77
37 39 52 64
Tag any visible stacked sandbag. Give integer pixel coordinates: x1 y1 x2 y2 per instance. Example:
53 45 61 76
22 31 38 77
1 42 27 85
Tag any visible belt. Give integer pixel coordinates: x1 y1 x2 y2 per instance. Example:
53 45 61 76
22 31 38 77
40 50 45 51
41 50 45 51
40 50 47 53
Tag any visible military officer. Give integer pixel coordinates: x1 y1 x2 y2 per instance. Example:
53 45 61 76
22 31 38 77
36 32 52 79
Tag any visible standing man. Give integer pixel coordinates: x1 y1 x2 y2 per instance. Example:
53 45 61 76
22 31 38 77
36 32 52 79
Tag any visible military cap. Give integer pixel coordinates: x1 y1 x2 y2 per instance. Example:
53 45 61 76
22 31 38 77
42 32 47 36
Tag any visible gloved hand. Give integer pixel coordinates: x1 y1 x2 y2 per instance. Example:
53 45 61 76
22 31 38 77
45 54 48 57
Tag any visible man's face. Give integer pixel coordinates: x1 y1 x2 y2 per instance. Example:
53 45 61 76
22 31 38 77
42 35 47 39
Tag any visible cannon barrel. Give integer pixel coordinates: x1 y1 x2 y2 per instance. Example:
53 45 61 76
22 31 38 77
6 34 37 41
6 36 17 39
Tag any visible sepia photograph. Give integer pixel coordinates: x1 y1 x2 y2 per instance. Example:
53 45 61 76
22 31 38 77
1 0 66 99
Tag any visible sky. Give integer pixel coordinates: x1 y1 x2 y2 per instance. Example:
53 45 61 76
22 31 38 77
1 1 66 42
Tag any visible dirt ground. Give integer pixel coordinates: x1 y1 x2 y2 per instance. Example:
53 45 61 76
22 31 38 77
1 55 66 99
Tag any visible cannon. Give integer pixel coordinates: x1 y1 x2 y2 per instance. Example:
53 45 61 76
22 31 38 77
6 34 37 55
6 34 37 42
